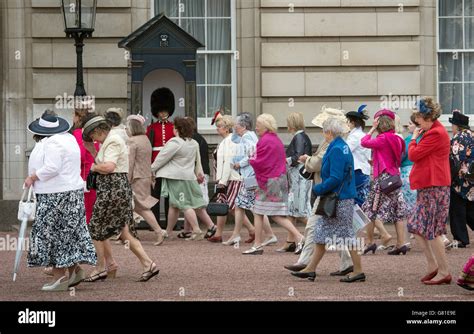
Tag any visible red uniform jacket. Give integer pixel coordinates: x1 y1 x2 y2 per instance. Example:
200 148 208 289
408 120 451 190
146 120 175 162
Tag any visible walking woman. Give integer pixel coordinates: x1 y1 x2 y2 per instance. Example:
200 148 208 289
408 97 452 285
82 114 160 282
290 117 365 283
25 112 96 291
345 105 371 206
151 117 215 240
224 113 276 246
361 109 409 255
126 114 167 246
401 114 419 211
208 115 244 243
72 105 99 225
448 111 474 249
242 114 305 255
281 112 312 253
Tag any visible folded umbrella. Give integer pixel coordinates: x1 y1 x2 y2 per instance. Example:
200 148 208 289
13 186 36 282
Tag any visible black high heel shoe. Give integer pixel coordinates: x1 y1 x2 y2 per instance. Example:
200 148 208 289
291 271 316 281
388 245 409 255
363 243 377 255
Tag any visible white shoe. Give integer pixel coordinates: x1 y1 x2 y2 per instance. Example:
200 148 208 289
41 276 69 291
262 236 278 246
222 236 241 246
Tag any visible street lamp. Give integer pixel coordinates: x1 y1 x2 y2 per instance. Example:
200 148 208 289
61 0 97 97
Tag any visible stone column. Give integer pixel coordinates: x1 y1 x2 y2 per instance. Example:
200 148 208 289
183 59 197 121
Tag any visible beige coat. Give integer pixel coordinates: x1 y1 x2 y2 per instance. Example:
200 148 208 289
304 140 329 214
128 135 154 181
151 137 203 181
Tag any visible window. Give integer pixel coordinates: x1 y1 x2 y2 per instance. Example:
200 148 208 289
438 0 474 114
153 0 236 125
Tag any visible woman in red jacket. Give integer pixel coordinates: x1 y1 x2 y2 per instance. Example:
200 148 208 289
408 97 452 285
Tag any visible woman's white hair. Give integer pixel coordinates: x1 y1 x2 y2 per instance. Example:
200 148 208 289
322 117 346 137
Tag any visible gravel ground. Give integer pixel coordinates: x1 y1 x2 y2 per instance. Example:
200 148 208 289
1 224 474 301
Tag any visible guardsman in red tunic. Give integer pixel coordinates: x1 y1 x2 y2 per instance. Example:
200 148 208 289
147 87 175 228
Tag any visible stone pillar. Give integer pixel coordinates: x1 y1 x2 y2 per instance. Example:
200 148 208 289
183 59 197 121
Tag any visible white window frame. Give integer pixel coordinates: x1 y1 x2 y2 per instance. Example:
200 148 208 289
436 0 474 125
150 0 237 131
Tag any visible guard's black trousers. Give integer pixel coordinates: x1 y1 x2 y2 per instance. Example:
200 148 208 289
152 177 169 230
449 189 474 245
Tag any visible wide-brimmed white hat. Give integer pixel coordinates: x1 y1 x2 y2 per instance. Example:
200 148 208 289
105 107 124 119
311 105 350 132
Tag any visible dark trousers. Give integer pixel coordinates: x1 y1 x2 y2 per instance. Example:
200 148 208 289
152 177 169 230
449 190 474 245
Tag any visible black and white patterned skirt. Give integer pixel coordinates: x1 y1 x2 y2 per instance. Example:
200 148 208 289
89 173 137 241
27 189 97 268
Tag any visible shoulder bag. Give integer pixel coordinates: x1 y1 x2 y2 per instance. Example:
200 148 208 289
315 166 351 218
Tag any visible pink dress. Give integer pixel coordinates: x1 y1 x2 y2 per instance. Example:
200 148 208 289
72 128 99 224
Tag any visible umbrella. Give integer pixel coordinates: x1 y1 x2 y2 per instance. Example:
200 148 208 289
13 186 35 282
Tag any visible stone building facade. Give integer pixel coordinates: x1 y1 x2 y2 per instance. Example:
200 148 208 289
0 0 459 227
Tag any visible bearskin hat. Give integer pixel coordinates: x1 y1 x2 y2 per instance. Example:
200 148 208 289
150 87 175 118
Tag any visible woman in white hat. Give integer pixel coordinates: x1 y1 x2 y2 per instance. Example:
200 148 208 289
24 111 97 291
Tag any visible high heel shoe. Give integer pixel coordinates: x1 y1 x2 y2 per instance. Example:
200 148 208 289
185 231 205 241
291 271 316 281
387 245 409 255
107 263 118 279
83 270 108 282
363 243 377 255
68 268 85 288
222 236 241 246
423 274 452 285
137 262 160 282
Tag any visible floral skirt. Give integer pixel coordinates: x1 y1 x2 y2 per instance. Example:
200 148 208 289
254 173 289 217
287 165 312 218
217 180 241 211
407 186 450 240
314 199 356 245
362 173 409 224
28 189 97 268
235 181 256 210
401 165 417 211
89 173 136 241
355 170 370 207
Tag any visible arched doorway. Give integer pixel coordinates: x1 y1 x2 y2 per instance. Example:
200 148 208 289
142 68 185 123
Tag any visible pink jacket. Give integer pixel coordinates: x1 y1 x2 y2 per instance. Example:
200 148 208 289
250 132 287 189
361 130 405 178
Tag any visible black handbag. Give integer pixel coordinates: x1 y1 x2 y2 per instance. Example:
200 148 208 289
206 192 229 217
379 174 402 195
299 165 315 180
315 166 351 218
86 171 98 190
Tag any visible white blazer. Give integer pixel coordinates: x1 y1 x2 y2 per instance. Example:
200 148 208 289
215 134 241 186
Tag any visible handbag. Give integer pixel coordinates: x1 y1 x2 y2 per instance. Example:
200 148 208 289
299 165 315 180
315 166 351 218
243 176 258 190
379 174 402 195
18 187 36 221
206 192 229 217
86 171 98 190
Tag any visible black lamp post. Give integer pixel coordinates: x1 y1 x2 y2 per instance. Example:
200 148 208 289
61 0 97 97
